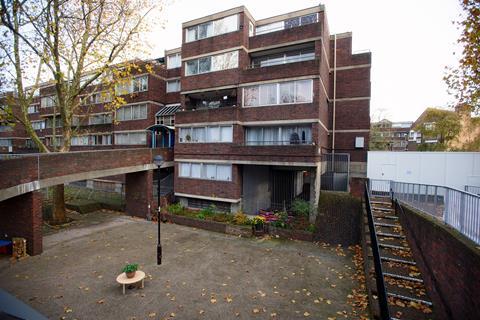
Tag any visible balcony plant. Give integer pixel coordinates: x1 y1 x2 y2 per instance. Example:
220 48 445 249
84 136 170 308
122 263 139 279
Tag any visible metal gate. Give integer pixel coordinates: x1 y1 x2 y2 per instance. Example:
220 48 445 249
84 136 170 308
321 153 350 191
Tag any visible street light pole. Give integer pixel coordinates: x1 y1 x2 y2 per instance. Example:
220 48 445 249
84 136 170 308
153 155 164 265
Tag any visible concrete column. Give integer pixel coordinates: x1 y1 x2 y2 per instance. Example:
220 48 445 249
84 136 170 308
0 191 43 255
125 170 153 219
309 164 321 224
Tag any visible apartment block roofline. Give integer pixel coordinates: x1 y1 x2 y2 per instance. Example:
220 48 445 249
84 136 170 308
165 47 181 55
182 6 250 28
330 32 352 40
255 5 325 26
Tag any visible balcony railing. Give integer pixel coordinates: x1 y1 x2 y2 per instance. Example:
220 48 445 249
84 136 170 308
248 54 316 69
245 140 313 146
369 179 480 245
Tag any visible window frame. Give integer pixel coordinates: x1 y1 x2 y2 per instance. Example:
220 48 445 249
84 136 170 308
185 14 238 43
243 79 313 108
178 162 232 182
167 53 182 69
178 125 233 143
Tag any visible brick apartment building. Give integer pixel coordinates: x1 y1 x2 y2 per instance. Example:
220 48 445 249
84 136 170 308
0 4 371 214
371 119 412 151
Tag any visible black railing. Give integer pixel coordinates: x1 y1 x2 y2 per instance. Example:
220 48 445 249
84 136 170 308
364 182 391 320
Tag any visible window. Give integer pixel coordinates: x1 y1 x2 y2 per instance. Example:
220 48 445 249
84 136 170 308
157 115 175 126
185 51 238 76
179 125 233 143
71 136 89 146
45 117 63 128
245 125 312 145
185 14 238 42
251 48 315 68
114 132 147 145
41 95 56 108
116 104 147 121
115 75 148 95
167 53 181 69
28 104 39 114
178 162 232 181
0 139 12 147
88 113 112 125
31 120 45 130
25 139 36 149
81 92 112 105
166 80 181 93
243 79 313 107
255 13 318 36
249 21 254 37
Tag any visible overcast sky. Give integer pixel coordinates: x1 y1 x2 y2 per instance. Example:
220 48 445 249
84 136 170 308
147 0 464 122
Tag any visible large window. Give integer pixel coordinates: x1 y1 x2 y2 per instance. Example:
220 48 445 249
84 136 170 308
185 51 238 76
114 132 147 145
0 139 12 147
115 75 148 95
28 104 39 114
179 125 233 143
166 80 181 93
185 14 238 42
255 13 318 36
116 104 147 121
179 162 232 181
71 134 112 146
167 53 181 69
245 125 312 145
81 91 112 105
41 95 56 108
251 48 315 68
89 113 112 125
45 117 63 128
243 79 313 107
31 120 45 130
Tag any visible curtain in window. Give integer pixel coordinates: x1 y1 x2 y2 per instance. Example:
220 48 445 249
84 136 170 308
259 83 277 105
279 82 295 104
246 127 262 145
220 126 233 142
186 60 198 75
207 126 220 142
263 127 278 145
191 163 202 178
179 163 190 177
205 164 216 180
193 127 206 142
295 80 312 103
244 87 259 107
198 57 211 73
216 165 232 181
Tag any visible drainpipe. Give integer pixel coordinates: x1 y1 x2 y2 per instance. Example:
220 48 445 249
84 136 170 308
332 34 337 154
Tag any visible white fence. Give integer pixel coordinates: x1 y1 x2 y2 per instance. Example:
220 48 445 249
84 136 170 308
367 151 480 191
369 179 480 245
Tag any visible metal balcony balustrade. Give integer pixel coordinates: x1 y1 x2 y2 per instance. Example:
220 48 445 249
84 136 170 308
369 179 480 245
244 139 313 146
247 55 317 69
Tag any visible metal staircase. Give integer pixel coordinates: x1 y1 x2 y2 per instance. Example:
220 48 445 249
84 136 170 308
364 184 435 320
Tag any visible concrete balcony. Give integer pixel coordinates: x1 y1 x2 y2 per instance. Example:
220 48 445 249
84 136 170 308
241 58 319 84
249 23 322 51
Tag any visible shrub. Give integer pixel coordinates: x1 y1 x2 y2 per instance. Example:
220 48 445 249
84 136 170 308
212 213 234 223
271 211 289 228
305 224 316 233
232 212 250 225
199 204 216 216
291 199 310 216
167 203 184 215
196 213 206 220
251 216 266 226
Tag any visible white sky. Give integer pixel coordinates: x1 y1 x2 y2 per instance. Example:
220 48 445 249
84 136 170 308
146 0 464 122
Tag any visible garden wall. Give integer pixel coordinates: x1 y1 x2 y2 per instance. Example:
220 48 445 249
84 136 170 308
399 203 480 320
314 191 362 245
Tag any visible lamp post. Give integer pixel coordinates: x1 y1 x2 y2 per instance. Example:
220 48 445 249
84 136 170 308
153 155 164 265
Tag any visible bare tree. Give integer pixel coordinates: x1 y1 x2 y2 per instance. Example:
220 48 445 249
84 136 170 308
0 0 165 223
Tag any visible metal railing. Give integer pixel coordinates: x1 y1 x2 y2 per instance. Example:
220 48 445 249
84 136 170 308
364 182 391 320
465 185 480 196
245 139 313 146
369 179 480 245
248 55 316 69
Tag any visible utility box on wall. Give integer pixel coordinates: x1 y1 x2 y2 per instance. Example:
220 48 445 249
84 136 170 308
355 137 364 149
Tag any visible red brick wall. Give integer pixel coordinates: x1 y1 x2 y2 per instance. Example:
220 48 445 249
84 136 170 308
125 170 153 219
249 23 322 50
0 191 43 255
399 204 480 320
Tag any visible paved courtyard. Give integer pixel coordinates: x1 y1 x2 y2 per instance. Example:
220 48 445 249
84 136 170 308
0 213 368 319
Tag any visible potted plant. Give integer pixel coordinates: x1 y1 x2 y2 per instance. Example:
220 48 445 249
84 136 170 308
251 216 266 236
122 263 139 278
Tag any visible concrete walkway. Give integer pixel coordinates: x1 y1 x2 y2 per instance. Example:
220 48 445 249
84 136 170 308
0 215 368 319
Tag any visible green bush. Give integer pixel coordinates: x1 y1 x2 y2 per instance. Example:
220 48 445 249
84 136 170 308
212 213 234 223
199 204 217 216
232 212 250 225
167 203 184 215
305 224 316 233
196 213 206 220
291 199 310 216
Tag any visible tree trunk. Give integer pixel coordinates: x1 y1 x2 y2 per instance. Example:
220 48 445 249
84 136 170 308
51 184 67 224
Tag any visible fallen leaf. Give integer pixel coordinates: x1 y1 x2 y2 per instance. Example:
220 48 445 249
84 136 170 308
148 312 156 318
304 312 310 317
96 299 105 304
253 308 260 314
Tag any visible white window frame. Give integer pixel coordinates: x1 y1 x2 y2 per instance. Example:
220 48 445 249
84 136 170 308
179 125 233 143
243 79 313 107
31 120 46 130
167 53 181 69
178 162 232 182
166 79 181 93
115 75 148 96
114 132 147 145
115 104 148 121
184 50 238 76
27 104 39 114
185 14 238 43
